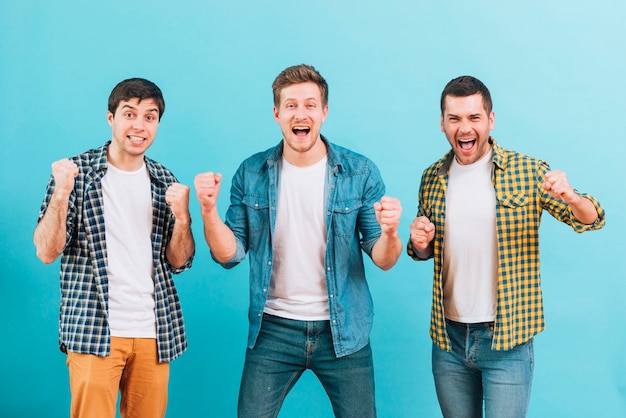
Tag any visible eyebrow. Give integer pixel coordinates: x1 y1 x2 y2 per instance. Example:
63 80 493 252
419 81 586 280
121 104 159 114
445 112 482 118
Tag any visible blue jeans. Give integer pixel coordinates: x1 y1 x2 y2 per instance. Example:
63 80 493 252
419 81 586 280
238 314 376 418
432 320 534 418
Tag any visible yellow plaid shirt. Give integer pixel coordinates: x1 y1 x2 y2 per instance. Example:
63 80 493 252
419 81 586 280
407 138 605 351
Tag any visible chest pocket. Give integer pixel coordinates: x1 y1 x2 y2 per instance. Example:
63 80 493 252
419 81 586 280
332 199 363 237
497 193 528 208
242 195 270 232
496 193 530 230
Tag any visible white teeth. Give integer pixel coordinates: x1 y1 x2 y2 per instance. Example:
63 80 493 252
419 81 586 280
129 136 144 142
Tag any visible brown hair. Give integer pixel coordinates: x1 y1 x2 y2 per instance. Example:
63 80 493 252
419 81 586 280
108 78 165 120
272 64 328 107
441 76 492 115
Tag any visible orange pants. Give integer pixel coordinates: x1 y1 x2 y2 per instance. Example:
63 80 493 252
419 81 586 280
66 337 170 418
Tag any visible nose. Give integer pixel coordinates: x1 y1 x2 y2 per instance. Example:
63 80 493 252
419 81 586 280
458 119 471 134
133 118 145 130
294 107 308 120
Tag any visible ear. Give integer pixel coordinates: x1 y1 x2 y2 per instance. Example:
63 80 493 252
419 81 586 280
322 104 329 123
489 111 495 130
273 106 280 123
107 111 114 127
440 114 445 132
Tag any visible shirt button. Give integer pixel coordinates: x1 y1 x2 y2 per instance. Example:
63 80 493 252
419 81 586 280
263 288 267 293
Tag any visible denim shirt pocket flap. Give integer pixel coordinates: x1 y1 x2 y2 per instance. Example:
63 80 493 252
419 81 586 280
332 199 363 215
242 195 270 210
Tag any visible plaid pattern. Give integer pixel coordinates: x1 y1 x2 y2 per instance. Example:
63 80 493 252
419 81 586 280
37 142 192 362
408 138 605 351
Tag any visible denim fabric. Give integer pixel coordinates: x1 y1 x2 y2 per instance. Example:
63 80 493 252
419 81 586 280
217 137 385 357
432 320 534 417
238 314 376 418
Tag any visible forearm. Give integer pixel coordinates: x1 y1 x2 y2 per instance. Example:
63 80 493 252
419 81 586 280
201 209 237 263
568 194 599 225
371 231 402 271
34 195 69 264
409 239 434 260
166 217 195 269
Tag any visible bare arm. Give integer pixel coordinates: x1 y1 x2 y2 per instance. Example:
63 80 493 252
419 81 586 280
34 159 78 264
543 170 598 224
370 196 403 271
164 183 195 268
194 172 237 263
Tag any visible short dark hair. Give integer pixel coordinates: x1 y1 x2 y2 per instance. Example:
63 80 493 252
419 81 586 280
440 76 492 115
108 78 165 120
272 64 329 107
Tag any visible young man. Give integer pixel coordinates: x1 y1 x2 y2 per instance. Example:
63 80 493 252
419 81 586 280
34 78 195 418
194 64 402 418
408 75 605 417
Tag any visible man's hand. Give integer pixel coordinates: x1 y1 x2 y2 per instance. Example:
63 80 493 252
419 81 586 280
51 158 78 198
542 170 577 204
194 172 222 215
410 216 435 252
165 182 191 222
374 196 402 235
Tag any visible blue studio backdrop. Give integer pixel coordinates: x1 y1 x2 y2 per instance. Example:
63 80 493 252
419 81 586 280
1 1 624 417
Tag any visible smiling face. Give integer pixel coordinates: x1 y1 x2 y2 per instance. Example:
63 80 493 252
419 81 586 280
274 81 328 166
107 98 160 170
441 93 495 165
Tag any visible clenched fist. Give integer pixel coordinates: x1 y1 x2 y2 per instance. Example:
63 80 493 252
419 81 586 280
194 172 222 214
51 158 78 197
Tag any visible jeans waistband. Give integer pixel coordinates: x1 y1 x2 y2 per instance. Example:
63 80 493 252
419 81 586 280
446 319 494 330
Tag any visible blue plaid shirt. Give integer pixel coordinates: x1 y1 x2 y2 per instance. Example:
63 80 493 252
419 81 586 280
37 142 193 362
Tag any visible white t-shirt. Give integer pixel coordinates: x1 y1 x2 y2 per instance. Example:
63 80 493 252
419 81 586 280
443 150 498 323
102 162 157 338
264 156 330 320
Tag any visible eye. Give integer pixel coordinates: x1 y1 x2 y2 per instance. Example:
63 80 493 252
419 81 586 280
124 112 134 118
286 103 296 109
146 115 156 121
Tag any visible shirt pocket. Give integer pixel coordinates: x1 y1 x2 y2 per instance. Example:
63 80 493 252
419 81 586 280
242 194 270 232
496 193 530 230
332 198 363 238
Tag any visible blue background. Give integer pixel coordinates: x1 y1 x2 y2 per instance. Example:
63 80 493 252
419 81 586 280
1 1 624 416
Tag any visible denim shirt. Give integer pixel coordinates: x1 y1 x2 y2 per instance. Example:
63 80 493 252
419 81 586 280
216 137 385 357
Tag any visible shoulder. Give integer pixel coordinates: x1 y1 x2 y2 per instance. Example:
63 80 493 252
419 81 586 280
422 150 452 177
237 142 281 172
145 156 177 183
494 142 549 173
328 142 379 175
70 143 108 169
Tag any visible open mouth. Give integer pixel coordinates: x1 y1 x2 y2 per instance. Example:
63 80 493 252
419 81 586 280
292 126 310 138
458 139 475 150
128 135 146 144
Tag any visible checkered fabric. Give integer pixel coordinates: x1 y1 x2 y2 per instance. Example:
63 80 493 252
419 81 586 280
407 138 605 351
37 142 192 362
